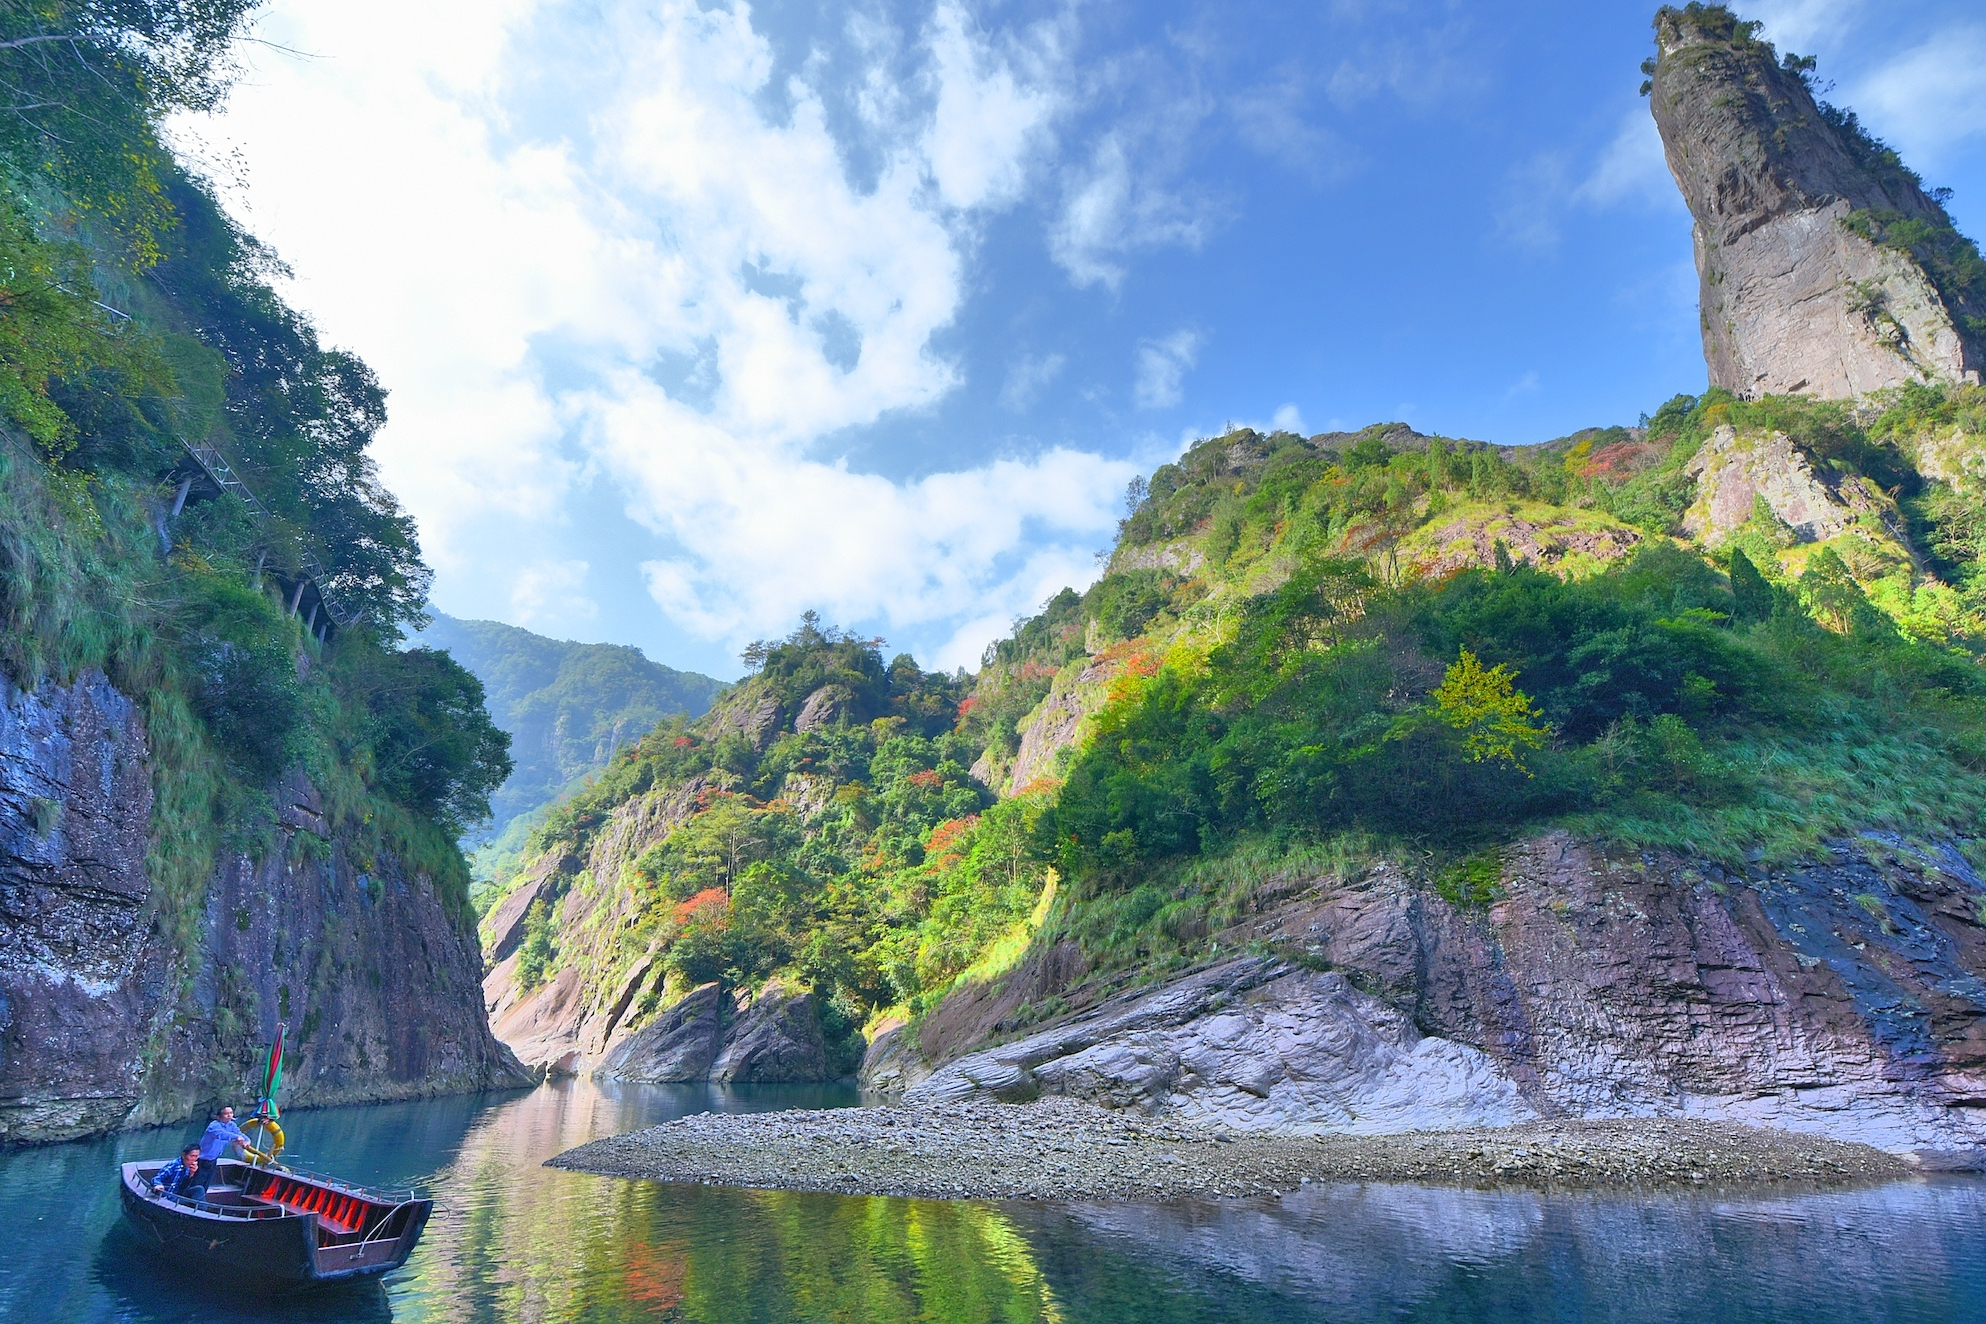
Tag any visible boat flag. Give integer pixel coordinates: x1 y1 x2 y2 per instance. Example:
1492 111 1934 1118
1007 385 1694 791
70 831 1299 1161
260 1024 284 1120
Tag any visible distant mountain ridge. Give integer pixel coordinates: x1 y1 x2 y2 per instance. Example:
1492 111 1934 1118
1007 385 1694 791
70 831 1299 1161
418 614 725 851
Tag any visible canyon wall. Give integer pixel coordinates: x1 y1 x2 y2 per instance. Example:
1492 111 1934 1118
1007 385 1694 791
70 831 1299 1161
0 670 526 1145
890 832 1986 1165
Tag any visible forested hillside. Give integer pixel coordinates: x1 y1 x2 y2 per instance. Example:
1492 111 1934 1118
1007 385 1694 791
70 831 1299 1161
415 614 721 894
483 383 1986 1080
472 3 1986 1123
481 614 1050 1072
0 0 521 1137
1003 389 1986 980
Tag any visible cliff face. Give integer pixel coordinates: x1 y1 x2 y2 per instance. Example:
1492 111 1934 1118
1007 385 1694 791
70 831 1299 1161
476 679 853 1084
1650 7 1985 398
892 832 1986 1164
0 670 526 1145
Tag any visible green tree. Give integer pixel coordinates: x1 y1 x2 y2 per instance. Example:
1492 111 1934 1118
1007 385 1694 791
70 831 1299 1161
1432 649 1549 771
1729 547 1775 626
517 899 555 988
0 0 262 263
349 647 513 835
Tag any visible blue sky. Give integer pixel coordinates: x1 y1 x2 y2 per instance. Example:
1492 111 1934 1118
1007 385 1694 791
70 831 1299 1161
182 0 1986 679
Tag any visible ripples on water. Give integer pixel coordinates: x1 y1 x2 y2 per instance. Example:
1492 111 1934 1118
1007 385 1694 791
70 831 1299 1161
4 1079 1983 1322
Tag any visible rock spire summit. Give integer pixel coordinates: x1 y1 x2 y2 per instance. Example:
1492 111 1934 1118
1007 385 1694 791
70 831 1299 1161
1649 3 1985 398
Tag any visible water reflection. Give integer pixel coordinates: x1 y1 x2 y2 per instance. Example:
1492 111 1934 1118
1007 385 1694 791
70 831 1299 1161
1034 1179 1986 1323
4 1079 1984 1323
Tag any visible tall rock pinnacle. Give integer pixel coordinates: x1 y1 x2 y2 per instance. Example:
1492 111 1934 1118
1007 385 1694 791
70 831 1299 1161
1649 4 1985 398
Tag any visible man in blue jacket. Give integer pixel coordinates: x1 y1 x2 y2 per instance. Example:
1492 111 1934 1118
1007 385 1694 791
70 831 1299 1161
188 1106 249 1200
151 1144 203 1200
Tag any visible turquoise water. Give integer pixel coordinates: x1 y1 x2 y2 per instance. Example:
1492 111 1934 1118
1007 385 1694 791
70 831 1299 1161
4 1080 1984 1322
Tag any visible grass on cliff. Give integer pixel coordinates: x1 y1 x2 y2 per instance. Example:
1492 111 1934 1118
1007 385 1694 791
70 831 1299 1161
953 385 1986 981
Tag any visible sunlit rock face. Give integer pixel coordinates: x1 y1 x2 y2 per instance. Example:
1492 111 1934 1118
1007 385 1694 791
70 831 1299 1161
1650 7 1984 398
905 833 1986 1166
0 671 525 1144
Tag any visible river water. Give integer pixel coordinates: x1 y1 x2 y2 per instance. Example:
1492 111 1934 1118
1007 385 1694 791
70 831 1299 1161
5 1080 1985 1323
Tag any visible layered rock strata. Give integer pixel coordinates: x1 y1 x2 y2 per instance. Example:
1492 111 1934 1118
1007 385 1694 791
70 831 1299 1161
0 670 525 1144
884 832 1986 1166
1650 7 1984 397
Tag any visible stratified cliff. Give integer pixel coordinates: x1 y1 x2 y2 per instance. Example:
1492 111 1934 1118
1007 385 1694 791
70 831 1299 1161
1650 4 1986 397
0 669 525 1146
0 5 529 1143
898 833 1986 1164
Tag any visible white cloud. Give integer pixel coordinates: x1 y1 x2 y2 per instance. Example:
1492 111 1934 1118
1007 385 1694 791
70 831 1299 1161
1748 0 1866 55
1852 27 1986 168
1575 110 1675 210
1271 403 1306 433
1000 351 1067 411
1049 126 1218 289
510 560 597 631
1230 72 1346 184
1134 330 1200 409
592 371 1135 659
922 4 1064 211
1501 108 1683 251
189 0 1128 666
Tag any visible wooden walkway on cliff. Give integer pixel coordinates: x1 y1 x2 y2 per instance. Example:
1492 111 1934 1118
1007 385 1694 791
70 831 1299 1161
168 437 358 643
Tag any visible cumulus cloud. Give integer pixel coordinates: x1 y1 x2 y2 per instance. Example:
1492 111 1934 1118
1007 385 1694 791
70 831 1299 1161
1000 351 1067 411
1575 109 1676 210
190 0 1134 665
1748 0 1867 54
510 559 597 631
1134 330 1201 409
1851 27 1986 167
921 3 1065 211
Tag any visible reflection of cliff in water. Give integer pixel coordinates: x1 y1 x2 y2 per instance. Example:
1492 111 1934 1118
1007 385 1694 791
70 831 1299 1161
401 1078 1073 1323
1032 1180 1986 1323
15 1082 1986 1323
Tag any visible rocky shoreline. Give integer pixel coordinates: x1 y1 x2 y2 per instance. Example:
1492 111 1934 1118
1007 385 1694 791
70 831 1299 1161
548 1099 1910 1201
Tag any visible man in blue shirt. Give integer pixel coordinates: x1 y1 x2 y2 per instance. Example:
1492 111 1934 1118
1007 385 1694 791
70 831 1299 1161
151 1144 203 1200
188 1106 249 1199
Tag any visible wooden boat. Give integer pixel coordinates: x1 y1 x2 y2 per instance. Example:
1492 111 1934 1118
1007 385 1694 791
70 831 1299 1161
119 1158 433 1287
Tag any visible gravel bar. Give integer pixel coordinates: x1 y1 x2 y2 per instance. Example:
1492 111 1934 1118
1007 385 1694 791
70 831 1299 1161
548 1098 1909 1201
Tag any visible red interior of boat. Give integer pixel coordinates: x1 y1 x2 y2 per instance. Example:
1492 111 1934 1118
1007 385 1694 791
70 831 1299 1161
245 1172 384 1236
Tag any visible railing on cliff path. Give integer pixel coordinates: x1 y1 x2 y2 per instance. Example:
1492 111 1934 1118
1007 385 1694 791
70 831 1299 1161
177 437 360 635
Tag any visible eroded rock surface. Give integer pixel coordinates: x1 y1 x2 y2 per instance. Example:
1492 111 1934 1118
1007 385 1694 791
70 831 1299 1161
1683 425 1900 546
600 981 726 1082
0 670 525 1144
1651 8 1983 397
893 832 1986 1164
712 981 828 1082
518 975 832 1084
908 958 1533 1134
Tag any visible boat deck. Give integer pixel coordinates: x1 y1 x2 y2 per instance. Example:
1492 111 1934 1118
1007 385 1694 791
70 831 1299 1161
122 1161 430 1284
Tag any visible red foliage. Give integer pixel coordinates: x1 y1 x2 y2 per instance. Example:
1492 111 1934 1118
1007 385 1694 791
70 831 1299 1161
1017 660 1058 681
923 815 979 861
673 736 694 747
906 768 944 790
673 887 729 926
1096 641 1161 678
1580 439 1663 481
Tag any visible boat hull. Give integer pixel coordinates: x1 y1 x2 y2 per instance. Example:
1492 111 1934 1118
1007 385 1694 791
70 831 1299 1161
118 1161 432 1289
